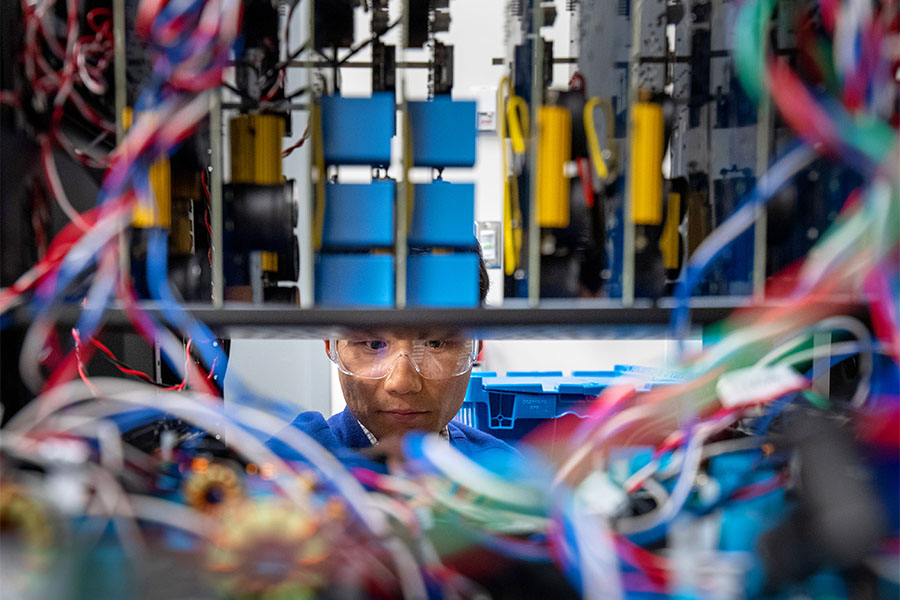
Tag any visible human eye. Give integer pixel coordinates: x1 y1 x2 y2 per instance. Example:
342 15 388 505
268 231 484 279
358 340 388 351
424 339 446 350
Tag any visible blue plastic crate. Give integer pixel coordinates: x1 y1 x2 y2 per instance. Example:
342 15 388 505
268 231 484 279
315 253 394 307
406 252 479 307
455 371 641 443
322 93 395 165
409 181 475 248
322 181 395 249
612 364 685 390
408 98 477 167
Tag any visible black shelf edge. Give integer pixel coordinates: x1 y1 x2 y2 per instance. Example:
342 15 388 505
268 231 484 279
12 298 762 340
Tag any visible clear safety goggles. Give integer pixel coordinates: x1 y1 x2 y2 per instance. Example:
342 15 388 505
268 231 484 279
329 337 478 380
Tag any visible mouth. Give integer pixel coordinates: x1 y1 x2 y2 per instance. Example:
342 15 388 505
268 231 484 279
382 410 430 425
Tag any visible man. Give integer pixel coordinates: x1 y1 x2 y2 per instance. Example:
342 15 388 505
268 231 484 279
267 250 516 463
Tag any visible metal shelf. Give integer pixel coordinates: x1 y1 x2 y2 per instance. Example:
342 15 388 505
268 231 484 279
15 297 773 340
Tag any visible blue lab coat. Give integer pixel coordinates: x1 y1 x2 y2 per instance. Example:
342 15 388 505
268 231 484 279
266 406 517 468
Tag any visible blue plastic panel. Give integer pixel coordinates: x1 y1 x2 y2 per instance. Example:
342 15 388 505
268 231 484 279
322 181 395 249
406 252 479 307
408 181 475 248
322 93 395 165
315 254 394 307
408 98 477 167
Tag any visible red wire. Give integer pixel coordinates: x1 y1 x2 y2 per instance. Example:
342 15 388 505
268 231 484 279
90 338 157 383
729 471 788 502
576 157 594 209
614 534 670 589
766 58 841 155
86 7 112 33
568 72 586 94
70 328 100 397
200 169 213 270
0 91 21 107
261 69 284 102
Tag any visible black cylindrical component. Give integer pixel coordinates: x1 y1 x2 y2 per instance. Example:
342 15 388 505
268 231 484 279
224 182 297 254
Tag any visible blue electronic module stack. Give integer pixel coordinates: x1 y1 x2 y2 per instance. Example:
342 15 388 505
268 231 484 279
316 93 397 306
407 97 480 307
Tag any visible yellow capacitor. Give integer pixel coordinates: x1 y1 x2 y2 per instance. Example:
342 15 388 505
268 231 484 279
123 107 172 228
629 102 664 225
259 251 278 272
229 114 285 185
659 192 681 269
536 106 571 228
131 157 172 228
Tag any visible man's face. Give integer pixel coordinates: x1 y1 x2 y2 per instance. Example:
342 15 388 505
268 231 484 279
325 335 476 441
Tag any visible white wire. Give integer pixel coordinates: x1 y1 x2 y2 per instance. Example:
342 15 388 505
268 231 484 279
41 136 90 231
5 378 429 599
615 414 739 535
417 433 548 512
797 179 895 296
571 494 625 600
755 315 873 408
5 380 312 508
126 495 216 537
84 463 148 559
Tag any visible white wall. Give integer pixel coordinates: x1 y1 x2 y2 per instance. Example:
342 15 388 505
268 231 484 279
224 339 332 416
478 338 701 375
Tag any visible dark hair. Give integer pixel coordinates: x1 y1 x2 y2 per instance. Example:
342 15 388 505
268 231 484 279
476 242 489 305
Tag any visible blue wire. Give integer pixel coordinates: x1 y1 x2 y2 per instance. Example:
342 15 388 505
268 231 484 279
671 144 817 343
146 226 229 385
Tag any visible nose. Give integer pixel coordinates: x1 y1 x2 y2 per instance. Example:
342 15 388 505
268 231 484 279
382 353 423 395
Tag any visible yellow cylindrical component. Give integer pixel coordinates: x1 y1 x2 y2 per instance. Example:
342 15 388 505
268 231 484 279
659 192 681 269
229 114 285 185
629 102 664 225
132 157 172 228
259 251 278 272
124 108 172 228
536 106 571 228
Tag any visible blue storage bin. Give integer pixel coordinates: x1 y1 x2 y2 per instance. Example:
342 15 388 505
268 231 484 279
322 93 395 165
408 181 475 248
315 253 394 307
455 371 653 443
322 181 395 249
406 252 479 307
613 364 685 383
408 98 477 167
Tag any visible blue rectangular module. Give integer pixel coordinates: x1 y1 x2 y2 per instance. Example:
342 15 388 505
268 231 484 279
315 254 394 307
455 371 659 443
322 181 395 249
406 252 479 307
408 98 477 167
322 93 395 165
408 181 475 248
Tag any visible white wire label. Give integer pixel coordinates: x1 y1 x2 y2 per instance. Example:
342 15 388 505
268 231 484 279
716 366 810 408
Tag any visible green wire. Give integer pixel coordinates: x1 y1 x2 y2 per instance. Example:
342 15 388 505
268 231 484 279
840 112 898 165
734 0 774 104
815 38 840 93
734 0 897 165
802 390 830 409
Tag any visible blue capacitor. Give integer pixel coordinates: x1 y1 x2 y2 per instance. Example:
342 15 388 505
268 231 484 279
406 252 479 307
322 93 395 166
409 181 475 248
322 180 395 249
315 253 394 307
408 97 477 167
